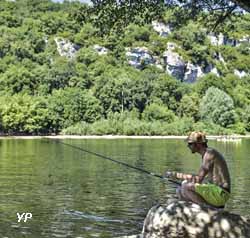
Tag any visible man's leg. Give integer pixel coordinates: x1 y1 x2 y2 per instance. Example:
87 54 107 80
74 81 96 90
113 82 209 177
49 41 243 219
178 181 207 205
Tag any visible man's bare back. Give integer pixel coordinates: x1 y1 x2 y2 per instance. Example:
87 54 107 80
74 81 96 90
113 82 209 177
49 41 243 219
201 148 231 193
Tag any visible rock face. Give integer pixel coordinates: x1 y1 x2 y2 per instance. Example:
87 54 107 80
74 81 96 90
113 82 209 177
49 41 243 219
54 37 80 59
142 201 250 238
163 42 221 82
152 21 172 37
163 43 185 80
238 35 250 45
207 33 250 47
126 42 221 82
183 62 204 83
207 33 237 47
234 69 248 78
126 47 156 69
93 44 108 55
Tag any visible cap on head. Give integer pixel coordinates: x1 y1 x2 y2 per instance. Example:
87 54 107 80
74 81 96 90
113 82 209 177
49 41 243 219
186 131 207 144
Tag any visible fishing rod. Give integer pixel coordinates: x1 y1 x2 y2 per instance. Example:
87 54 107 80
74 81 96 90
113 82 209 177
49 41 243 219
45 138 181 186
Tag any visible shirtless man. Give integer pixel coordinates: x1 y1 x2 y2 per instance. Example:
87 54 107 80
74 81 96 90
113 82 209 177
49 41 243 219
165 131 231 208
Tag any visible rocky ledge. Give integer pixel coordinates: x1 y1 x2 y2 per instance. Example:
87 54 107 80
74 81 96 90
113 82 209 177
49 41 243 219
119 200 250 238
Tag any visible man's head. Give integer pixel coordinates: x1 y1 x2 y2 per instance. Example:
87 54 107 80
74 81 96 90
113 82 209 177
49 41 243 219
186 131 208 153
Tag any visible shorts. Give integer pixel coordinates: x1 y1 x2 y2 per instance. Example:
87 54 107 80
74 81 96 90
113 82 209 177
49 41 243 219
195 183 230 207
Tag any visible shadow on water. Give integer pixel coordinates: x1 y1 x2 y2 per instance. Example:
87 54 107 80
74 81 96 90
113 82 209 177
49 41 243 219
0 138 249 237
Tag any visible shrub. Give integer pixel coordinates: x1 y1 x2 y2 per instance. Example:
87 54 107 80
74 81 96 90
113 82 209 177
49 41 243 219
200 87 236 127
142 103 176 122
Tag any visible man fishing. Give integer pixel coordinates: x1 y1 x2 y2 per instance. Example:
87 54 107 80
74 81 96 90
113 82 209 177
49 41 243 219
165 131 231 208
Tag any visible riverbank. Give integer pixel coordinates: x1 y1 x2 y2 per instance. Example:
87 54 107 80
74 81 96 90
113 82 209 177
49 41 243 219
1 134 250 139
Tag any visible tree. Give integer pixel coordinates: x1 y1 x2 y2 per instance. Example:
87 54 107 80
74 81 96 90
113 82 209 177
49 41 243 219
142 103 176 122
0 11 22 28
74 23 100 47
89 0 249 35
94 67 153 114
43 58 77 94
48 88 102 132
122 24 151 46
194 74 225 96
177 93 200 121
89 0 165 35
165 0 250 27
0 95 49 134
0 65 37 95
231 0 250 12
150 75 184 111
200 87 236 127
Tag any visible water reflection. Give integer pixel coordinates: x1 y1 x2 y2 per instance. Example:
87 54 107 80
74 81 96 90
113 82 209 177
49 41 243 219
0 138 249 237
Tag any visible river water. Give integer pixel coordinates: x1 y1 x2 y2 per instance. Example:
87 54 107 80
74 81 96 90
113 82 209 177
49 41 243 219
0 138 249 237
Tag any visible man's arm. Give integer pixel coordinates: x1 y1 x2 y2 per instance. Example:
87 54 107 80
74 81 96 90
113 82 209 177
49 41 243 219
165 171 194 181
165 171 200 182
165 152 214 183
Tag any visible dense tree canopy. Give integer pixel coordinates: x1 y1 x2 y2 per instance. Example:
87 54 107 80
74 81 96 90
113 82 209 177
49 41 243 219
0 0 249 135
89 0 250 34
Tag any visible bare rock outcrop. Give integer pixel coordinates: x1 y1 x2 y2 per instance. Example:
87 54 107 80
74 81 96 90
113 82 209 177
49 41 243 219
142 201 250 238
119 200 250 238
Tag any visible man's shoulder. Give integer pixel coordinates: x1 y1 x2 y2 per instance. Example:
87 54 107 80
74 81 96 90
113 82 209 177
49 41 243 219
206 147 225 160
204 148 218 159
205 147 216 155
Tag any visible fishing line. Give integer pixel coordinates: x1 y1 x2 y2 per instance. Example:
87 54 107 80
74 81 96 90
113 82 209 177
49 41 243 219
44 138 181 186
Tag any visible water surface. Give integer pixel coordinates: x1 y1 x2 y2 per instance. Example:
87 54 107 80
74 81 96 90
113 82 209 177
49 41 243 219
0 138 249 237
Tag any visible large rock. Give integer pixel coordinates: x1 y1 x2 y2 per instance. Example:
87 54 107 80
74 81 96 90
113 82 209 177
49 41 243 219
207 33 237 47
234 69 248 78
183 62 204 83
237 35 250 46
152 21 172 37
126 47 156 69
93 44 108 55
142 200 250 238
163 43 185 80
54 37 80 59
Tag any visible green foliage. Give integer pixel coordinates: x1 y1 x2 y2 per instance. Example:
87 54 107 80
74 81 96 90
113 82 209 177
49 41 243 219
39 12 73 35
48 88 102 132
0 95 49 134
0 65 37 95
0 1 249 135
150 75 184 111
227 122 246 135
94 67 153 114
0 11 22 28
74 23 100 47
200 87 236 127
173 23 207 49
177 93 200 121
62 115 194 136
76 47 99 66
192 121 230 135
122 24 151 46
240 106 250 132
42 58 78 94
221 45 250 72
89 0 165 35
194 74 225 96
142 103 176 122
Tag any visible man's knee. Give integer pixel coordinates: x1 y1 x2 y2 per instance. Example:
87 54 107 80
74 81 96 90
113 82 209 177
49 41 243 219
181 181 195 192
